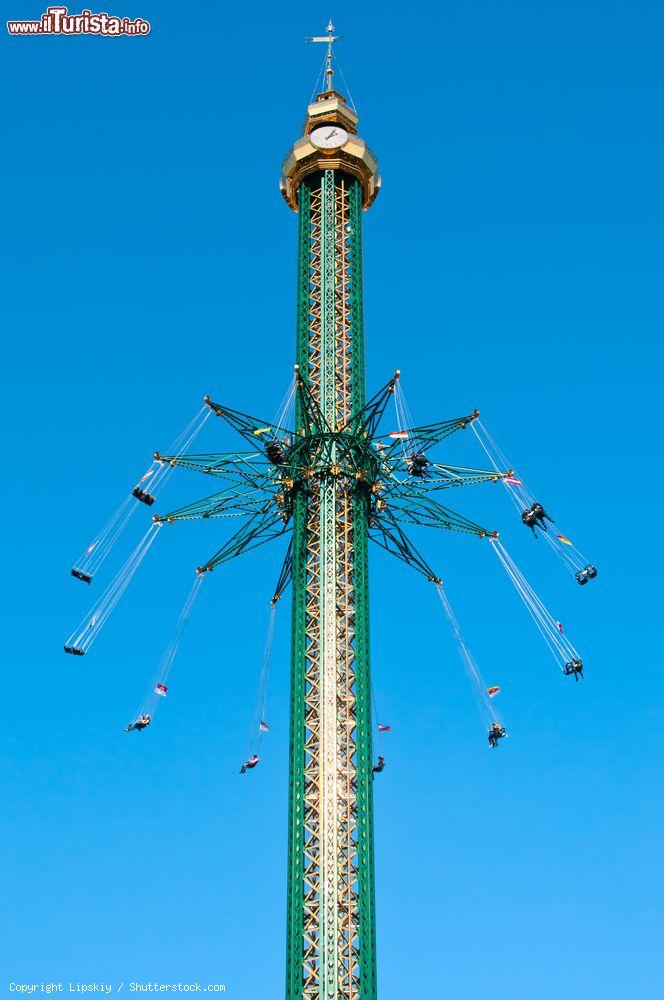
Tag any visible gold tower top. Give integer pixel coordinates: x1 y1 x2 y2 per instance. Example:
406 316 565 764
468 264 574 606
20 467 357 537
280 23 380 212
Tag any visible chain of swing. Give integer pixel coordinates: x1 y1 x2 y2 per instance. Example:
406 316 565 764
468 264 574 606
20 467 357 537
70 405 211 585
385 382 593 749
64 383 301 758
471 419 597 586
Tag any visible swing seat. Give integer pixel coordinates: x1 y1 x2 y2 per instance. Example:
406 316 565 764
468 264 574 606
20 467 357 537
64 645 85 656
127 720 149 732
71 568 92 584
407 452 429 477
575 565 597 585
266 442 287 465
132 487 156 506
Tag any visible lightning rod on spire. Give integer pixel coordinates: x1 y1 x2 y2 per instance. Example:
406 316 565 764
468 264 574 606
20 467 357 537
305 20 342 92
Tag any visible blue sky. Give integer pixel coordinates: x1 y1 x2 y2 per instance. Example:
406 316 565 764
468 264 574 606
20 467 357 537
2 2 663 997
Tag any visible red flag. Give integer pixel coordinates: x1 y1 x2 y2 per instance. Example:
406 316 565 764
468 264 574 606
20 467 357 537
155 683 167 696
377 723 391 733
504 476 522 486
557 534 573 546
556 621 564 634
389 431 408 439
259 721 270 732
487 686 500 698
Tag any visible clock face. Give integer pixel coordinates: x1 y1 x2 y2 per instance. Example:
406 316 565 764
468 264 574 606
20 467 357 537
310 124 349 150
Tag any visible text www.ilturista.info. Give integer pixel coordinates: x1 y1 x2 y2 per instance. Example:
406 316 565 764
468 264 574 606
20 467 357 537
7 7 150 35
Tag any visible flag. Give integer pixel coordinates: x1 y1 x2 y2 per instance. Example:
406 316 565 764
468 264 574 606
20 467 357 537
504 476 522 486
487 686 500 698
389 430 408 439
556 621 564 634
259 721 270 732
377 723 391 733
253 427 271 436
85 543 96 555
88 614 98 629
155 683 168 696
140 469 153 483
557 534 573 546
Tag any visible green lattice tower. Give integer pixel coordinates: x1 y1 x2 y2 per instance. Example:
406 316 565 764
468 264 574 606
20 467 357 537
280 84 382 1000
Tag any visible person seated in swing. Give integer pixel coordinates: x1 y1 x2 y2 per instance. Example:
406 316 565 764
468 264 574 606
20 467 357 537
521 506 538 532
240 753 259 775
125 713 151 733
521 501 553 535
372 755 385 776
406 451 430 478
564 658 584 681
532 502 553 524
488 722 507 748
265 439 287 466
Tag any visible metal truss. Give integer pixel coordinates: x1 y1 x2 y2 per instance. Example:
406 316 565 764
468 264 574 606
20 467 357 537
413 463 510 490
374 412 480 459
153 484 276 523
203 396 293 448
155 449 272 484
200 509 291 573
368 509 441 582
386 490 497 538
272 538 293 602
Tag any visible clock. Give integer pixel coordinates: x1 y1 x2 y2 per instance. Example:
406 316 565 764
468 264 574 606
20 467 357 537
310 124 349 150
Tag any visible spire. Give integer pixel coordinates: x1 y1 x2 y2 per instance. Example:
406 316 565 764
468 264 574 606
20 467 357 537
281 23 380 212
306 19 342 93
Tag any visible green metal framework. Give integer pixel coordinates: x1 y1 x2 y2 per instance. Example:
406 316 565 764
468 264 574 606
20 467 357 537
152 170 511 1000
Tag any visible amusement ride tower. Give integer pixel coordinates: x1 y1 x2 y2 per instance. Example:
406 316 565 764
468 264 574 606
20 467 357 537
69 21 596 1000
279 26 381 1000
